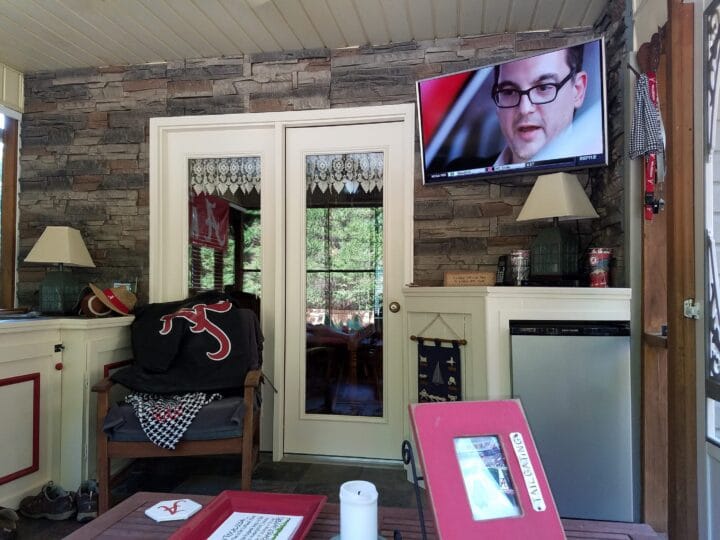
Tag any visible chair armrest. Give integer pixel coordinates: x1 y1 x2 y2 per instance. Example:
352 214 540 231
91 377 115 394
93 377 115 425
244 369 262 388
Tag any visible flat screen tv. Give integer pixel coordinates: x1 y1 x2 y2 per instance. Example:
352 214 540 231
417 37 607 184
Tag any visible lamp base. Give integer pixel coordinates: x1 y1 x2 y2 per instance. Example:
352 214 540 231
529 221 579 282
38 270 81 315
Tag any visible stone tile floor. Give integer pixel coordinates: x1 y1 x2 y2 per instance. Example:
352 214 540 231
15 453 425 539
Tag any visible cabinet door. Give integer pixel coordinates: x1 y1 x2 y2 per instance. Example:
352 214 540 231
58 320 132 488
0 326 62 508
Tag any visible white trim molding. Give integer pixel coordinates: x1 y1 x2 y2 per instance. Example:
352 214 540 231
0 63 23 114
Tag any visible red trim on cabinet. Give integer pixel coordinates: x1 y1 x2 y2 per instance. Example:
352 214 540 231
0 373 40 485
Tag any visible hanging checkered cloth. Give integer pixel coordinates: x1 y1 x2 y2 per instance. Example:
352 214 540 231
629 73 665 159
125 391 222 450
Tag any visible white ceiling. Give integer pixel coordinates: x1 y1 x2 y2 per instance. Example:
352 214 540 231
0 0 606 74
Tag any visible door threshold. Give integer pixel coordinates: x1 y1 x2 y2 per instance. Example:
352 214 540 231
280 453 403 469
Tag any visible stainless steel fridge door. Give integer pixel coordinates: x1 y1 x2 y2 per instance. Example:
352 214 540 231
511 332 636 522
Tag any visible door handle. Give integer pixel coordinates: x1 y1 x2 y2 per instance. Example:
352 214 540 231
388 301 401 313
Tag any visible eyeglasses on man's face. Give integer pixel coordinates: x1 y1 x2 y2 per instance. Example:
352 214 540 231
492 70 576 108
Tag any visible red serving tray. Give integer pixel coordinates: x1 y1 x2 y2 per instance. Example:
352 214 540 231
170 490 327 540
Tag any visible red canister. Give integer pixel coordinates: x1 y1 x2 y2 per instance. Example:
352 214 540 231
588 248 612 287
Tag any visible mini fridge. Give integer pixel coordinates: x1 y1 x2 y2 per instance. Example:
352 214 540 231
510 320 638 522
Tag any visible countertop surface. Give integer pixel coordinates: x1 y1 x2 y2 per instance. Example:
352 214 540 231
0 314 134 331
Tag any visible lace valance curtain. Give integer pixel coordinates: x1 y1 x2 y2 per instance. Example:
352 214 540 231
189 152 384 196
189 157 261 196
306 152 384 194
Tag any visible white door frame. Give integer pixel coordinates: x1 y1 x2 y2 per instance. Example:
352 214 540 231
149 104 415 460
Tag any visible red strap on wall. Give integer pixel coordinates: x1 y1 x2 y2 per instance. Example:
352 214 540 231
643 72 659 221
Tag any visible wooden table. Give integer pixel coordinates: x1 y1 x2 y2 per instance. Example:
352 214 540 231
64 491 663 539
63 492 432 540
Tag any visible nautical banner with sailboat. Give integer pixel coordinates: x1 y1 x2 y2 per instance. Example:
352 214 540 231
417 339 461 403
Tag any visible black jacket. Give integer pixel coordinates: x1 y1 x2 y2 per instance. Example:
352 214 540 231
112 292 263 394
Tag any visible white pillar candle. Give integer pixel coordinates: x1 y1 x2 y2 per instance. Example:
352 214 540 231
339 480 378 540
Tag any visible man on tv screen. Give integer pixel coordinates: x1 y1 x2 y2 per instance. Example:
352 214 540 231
492 45 587 166
432 41 604 178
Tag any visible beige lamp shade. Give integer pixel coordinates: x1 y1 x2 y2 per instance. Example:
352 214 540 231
25 226 95 267
517 172 599 222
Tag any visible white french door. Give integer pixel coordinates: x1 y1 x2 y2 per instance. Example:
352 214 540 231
149 105 415 459
283 122 408 459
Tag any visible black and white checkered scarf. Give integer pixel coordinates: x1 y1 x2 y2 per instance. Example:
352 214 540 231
629 73 665 159
125 391 222 450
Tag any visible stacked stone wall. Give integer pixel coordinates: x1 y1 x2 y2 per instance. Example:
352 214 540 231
18 20 624 306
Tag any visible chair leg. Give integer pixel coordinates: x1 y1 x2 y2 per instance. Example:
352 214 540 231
241 446 252 490
253 415 261 465
240 413 255 491
241 381 258 491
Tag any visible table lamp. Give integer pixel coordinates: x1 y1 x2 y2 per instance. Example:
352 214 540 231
24 226 95 314
517 172 598 283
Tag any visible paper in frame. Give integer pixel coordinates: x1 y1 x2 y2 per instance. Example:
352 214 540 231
208 512 302 540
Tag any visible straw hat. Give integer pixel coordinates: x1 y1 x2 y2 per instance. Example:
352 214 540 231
88 284 137 315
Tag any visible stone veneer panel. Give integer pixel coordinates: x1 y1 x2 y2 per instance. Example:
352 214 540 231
17 9 624 306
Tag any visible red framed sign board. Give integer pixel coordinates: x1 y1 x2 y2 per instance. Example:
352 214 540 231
410 400 565 539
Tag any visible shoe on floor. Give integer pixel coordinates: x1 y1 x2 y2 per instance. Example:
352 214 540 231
75 480 98 523
18 482 75 521
0 507 18 539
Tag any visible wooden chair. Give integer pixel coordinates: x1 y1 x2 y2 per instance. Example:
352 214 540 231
92 369 262 514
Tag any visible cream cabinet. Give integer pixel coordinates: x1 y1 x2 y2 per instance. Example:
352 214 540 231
0 323 62 510
400 286 633 481
0 317 132 508
402 286 632 409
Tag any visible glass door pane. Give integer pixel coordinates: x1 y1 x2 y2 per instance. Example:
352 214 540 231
187 157 261 300
304 153 384 417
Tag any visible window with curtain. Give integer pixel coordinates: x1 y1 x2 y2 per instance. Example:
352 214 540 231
303 152 385 416
187 157 261 297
